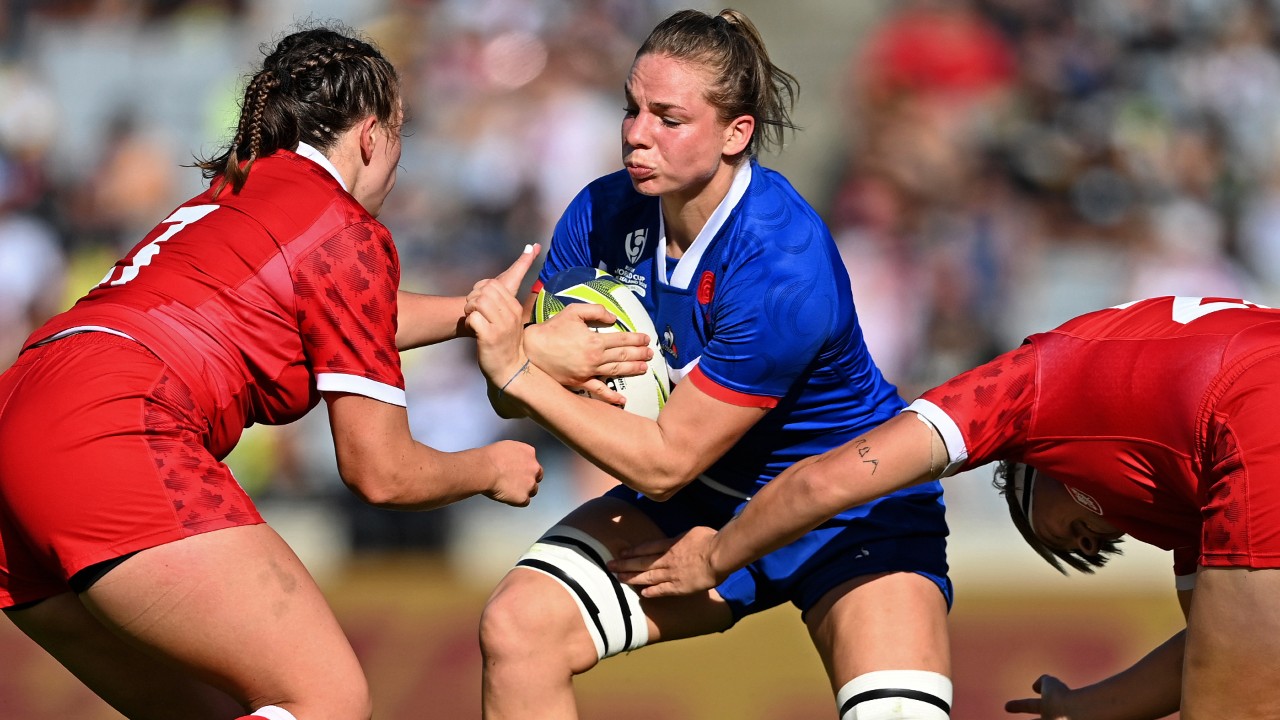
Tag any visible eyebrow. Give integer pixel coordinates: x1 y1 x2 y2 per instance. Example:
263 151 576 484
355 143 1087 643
623 84 688 114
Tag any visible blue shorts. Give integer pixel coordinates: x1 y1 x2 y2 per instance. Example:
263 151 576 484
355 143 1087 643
605 479 952 623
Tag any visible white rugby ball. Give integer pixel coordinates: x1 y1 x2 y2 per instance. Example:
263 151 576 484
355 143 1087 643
533 267 670 419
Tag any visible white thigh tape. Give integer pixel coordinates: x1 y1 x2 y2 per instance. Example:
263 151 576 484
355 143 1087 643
837 670 952 719
515 525 649 659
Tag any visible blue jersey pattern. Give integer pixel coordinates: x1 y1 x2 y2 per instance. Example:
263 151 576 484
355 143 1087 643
542 160 945 526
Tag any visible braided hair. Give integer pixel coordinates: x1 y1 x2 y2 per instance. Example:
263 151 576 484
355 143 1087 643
196 23 401 197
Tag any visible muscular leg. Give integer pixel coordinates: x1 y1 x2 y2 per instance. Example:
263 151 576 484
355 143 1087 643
479 496 735 720
806 572 951 719
1183 567 1280 719
12 524 372 720
6 593 244 718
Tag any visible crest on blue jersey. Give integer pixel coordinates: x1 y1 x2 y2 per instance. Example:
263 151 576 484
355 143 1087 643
625 228 647 265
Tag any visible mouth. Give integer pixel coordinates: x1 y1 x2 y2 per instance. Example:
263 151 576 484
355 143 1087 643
626 164 655 181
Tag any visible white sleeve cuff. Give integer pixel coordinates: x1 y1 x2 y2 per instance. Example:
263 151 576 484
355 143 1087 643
316 373 407 407
1174 571 1197 592
905 398 968 477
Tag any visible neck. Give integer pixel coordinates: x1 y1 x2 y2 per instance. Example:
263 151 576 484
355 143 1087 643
662 160 739 254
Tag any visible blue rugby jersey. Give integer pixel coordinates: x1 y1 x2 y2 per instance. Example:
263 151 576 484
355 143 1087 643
539 159 944 517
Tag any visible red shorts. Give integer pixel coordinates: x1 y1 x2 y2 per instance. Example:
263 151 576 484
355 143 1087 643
0 332 262 607
1201 350 1280 569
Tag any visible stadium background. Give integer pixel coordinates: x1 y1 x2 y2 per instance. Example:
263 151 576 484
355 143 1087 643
11 0 1280 716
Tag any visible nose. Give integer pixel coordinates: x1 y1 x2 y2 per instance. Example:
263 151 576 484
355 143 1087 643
1076 533 1099 557
623 114 650 149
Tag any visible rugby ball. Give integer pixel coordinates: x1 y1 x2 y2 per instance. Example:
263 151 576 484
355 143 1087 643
534 267 670 419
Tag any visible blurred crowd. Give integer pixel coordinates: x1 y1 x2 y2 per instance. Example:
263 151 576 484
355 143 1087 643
5 0 1280 564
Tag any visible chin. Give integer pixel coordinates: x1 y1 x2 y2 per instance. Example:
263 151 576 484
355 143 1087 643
628 177 664 197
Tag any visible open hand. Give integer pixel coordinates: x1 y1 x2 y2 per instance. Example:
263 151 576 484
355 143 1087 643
608 526 722 598
525 303 652 405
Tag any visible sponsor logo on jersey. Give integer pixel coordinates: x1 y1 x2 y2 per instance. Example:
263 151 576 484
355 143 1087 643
661 325 677 360
1066 486 1103 515
625 228 647 265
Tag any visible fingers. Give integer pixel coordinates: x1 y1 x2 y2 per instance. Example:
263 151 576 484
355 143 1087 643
558 302 618 328
580 377 627 408
496 243 540 296
1002 698 1039 714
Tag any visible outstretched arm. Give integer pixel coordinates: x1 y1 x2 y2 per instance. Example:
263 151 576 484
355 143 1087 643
326 392 543 510
1004 633 1183 720
394 244 543 351
611 410 947 596
1005 589 1189 719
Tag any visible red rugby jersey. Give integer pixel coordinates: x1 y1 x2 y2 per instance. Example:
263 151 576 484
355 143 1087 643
24 148 404 459
910 296 1280 574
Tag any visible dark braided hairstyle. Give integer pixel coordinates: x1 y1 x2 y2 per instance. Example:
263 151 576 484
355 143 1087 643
636 8 799 159
197 23 401 197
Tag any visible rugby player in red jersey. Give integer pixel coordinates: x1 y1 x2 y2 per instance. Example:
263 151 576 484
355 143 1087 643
615 296 1280 719
0 23 644 720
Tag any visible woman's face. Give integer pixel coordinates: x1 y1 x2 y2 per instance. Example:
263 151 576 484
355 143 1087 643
1031 474 1124 557
621 53 740 199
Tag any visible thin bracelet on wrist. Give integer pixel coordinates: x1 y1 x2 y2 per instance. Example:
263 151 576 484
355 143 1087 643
497 358 532 400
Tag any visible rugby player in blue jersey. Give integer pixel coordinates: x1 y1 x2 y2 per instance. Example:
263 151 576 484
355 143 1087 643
465 8 953 719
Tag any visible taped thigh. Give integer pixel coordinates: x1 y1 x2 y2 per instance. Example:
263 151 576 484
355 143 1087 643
515 525 649 659
837 670 952 719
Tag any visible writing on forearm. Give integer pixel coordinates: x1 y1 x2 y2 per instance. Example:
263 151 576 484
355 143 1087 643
852 438 878 474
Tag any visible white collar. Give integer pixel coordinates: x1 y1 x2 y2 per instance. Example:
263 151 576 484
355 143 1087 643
294 142 348 191
656 160 753 289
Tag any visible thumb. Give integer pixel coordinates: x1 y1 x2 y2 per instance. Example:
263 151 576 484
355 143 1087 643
497 243 540 296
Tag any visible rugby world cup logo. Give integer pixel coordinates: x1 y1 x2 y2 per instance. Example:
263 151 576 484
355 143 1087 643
625 228 647 265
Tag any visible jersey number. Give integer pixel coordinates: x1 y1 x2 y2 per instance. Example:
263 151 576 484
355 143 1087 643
98 204 219 287
1169 297 1267 324
1113 297 1271 324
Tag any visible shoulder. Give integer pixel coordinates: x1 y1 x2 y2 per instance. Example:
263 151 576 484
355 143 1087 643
739 163 831 247
228 151 384 249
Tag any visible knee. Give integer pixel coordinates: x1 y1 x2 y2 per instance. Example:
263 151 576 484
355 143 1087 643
479 576 571 661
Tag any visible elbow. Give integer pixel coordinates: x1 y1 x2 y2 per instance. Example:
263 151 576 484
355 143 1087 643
338 458 406 508
634 469 695 503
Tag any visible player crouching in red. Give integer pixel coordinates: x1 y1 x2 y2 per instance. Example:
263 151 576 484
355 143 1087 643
613 295 1280 719
0 22 645 720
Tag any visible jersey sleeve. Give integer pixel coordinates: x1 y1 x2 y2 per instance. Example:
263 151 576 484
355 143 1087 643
538 185 597 291
909 342 1038 476
693 243 837 404
294 222 406 406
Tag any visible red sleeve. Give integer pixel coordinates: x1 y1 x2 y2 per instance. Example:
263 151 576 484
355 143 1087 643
294 222 405 405
915 343 1037 471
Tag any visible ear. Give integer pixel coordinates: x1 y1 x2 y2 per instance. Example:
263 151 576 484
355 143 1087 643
723 115 754 157
356 114 380 164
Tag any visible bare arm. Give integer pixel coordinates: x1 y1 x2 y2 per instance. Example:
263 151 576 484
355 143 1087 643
1005 590 1189 719
466 274 764 499
325 392 542 510
502 361 764 499
611 411 945 595
395 291 468 350
395 244 546 351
